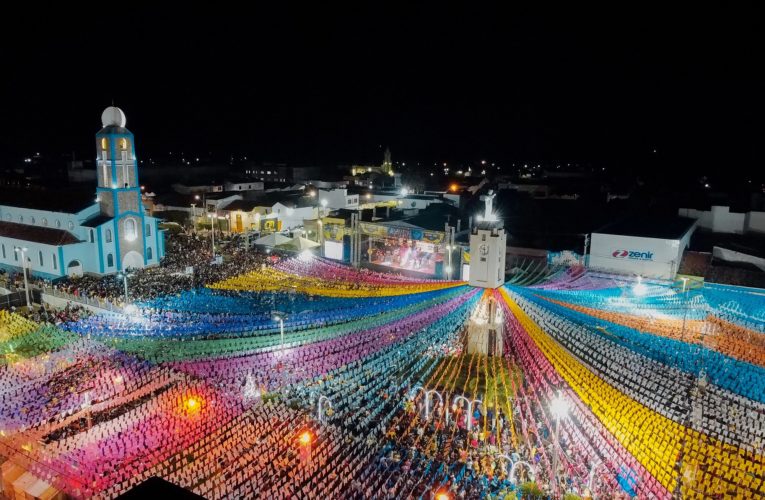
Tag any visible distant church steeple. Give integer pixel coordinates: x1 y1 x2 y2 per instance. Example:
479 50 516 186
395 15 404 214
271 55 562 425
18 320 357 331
381 147 393 175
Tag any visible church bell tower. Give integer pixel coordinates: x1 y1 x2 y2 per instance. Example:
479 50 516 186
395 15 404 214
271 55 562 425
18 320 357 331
95 106 147 270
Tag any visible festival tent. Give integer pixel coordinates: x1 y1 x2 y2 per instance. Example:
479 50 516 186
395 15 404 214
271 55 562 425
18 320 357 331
277 236 320 251
253 233 291 247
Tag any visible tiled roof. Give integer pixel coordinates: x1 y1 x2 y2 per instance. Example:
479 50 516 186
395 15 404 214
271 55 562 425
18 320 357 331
0 221 81 246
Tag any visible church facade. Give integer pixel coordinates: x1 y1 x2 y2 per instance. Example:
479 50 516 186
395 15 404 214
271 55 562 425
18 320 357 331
0 107 165 279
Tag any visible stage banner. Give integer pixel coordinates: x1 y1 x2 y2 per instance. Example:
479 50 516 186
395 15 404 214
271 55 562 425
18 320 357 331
359 222 388 238
322 217 345 242
359 222 445 243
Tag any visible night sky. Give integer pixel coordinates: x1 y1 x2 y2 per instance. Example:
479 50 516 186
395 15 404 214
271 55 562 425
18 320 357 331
1 6 762 177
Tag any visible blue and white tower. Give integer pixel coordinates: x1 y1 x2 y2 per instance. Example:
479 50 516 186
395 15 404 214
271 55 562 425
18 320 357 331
95 106 150 270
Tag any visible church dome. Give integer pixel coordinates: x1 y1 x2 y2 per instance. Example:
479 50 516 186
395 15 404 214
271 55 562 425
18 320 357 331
101 106 127 128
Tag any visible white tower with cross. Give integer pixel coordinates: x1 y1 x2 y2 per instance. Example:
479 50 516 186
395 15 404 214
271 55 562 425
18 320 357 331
468 190 506 288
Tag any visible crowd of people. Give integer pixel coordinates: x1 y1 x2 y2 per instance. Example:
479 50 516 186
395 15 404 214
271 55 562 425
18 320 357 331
45 234 276 305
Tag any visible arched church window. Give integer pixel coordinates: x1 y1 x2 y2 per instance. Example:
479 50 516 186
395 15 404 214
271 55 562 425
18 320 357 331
124 218 137 241
41 218 47 226
18 215 23 223
107 253 114 267
147 246 153 260
101 138 108 151
105 229 112 243
146 223 152 237
56 220 61 228
68 221 74 230
30 217 35 224
119 138 128 150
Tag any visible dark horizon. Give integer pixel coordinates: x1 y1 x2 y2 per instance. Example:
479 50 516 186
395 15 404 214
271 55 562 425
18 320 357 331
1 6 762 179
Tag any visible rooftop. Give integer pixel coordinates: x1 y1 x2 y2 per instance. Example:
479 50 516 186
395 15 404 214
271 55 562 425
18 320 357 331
595 215 697 239
81 214 114 228
0 221 81 246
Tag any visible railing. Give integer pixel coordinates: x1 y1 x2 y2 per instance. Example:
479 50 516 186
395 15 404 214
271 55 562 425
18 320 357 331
37 285 124 313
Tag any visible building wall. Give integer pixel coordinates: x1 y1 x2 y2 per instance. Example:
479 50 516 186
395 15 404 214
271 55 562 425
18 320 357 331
0 238 64 278
468 225 507 288
678 206 756 234
745 212 765 234
319 189 359 210
224 181 264 192
588 233 688 279
0 206 81 235
272 203 316 230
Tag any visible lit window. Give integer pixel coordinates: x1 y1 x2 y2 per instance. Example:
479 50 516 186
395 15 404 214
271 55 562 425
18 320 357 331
124 218 137 241
119 138 128 150
101 138 108 150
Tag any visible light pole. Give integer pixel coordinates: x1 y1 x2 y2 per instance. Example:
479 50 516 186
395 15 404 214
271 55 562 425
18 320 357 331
446 244 453 280
116 272 129 304
13 246 30 308
318 220 324 257
207 213 216 258
550 391 570 498
680 277 689 342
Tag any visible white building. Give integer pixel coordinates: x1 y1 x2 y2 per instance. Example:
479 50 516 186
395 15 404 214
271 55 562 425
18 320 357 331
678 206 765 234
319 188 359 210
272 202 317 230
588 216 697 279
224 180 264 192
0 107 165 279
468 192 506 288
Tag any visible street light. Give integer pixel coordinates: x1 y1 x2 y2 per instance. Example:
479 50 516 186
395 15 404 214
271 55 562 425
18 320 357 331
13 246 30 308
320 199 328 217
550 391 570 497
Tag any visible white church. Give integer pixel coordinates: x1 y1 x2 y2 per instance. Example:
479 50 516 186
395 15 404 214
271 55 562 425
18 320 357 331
0 106 165 279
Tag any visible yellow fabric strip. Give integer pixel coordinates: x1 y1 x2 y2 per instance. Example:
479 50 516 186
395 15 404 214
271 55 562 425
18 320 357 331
499 288 765 498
